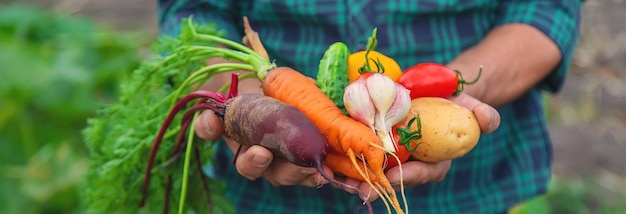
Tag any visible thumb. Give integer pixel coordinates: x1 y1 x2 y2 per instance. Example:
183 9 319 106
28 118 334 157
193 110 225 141
385 160 451 189
448 93 501 134
235 145 273 180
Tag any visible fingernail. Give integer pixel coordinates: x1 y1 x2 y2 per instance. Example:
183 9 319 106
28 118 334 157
251 155 270 167
300 168 317 174
488 107 497 131
489 109 494 128
318 179 329 185
315 177 329 186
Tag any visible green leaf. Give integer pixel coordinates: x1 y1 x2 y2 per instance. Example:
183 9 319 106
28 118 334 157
79 17 238 214
0 3 148 214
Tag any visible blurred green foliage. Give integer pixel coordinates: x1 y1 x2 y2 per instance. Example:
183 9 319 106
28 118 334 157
0 3 149 213
512 177 626 214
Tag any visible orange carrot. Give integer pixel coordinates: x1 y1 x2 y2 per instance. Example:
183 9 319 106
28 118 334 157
325 151 379 183
260 66 404 214
262 67 378 154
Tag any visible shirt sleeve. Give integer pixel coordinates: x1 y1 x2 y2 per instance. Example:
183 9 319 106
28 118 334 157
495 0 583 93
157 0 243 42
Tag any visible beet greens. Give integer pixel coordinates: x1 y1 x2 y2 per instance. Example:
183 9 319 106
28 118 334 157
81 17 272 214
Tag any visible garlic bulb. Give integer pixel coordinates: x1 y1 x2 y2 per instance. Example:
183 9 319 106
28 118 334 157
344 78 376 130
385 84 411 128
343 73 412 153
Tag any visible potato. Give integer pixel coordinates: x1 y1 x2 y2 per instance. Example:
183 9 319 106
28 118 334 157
400 97 480 163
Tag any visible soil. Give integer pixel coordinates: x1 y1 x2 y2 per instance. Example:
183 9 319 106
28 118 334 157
11 0 626 202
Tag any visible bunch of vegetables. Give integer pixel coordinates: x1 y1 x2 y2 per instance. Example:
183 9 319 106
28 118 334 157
314 29 483 214
82 16 483 214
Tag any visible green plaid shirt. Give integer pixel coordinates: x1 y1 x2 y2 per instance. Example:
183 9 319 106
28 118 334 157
158 1 582 213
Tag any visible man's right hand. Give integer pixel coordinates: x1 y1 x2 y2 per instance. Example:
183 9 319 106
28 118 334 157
193 71 335 189
193 109 331 187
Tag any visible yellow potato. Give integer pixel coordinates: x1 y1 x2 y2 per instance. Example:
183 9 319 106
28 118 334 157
400 97 480 163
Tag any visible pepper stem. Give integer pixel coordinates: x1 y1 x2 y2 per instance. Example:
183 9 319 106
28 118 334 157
395 116 423 152
453 65 483 96
358 28 386 74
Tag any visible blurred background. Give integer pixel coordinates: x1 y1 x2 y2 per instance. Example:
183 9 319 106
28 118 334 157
0 0 624 213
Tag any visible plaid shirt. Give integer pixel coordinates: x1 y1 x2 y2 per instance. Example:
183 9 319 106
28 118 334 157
158 1 582 213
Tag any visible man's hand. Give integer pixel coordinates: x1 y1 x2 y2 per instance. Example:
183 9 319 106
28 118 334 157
193 92 331 188
338 92 501 201
447 92 501 134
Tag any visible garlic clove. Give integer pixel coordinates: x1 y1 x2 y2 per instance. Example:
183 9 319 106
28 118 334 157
385 83 412 127
343 79 376 129
365 73 398 152
365 73 397 116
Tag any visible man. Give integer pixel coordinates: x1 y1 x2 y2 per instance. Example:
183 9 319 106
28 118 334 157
158 0 582 213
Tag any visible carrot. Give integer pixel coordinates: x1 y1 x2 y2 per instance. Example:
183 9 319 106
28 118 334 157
260 67 405 214
325 151 379 183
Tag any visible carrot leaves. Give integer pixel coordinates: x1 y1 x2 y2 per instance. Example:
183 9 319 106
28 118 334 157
81 18 234 213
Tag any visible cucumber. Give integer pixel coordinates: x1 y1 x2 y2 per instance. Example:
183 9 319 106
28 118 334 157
316 42 350 114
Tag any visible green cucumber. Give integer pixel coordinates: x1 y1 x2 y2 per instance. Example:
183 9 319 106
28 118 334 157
316 42 350 114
